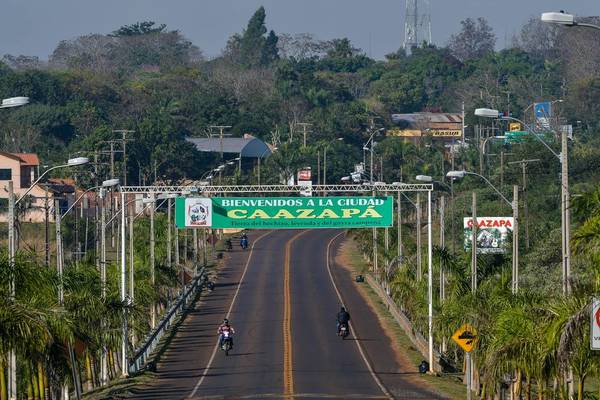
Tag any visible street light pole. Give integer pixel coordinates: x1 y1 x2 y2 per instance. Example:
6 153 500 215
475 108 568 294
427 189 433 373
120 190 128 377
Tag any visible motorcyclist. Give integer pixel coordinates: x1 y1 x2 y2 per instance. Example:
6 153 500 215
218 318 235 348
240 232 248 249
336 307 351 334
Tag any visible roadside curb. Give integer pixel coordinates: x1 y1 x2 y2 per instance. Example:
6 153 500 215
364 275 443 373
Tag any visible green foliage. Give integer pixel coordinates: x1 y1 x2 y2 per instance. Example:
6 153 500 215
111 21 167 37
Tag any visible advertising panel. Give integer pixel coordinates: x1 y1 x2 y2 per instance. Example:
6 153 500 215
176 196 393 229
297 169 312 181
429 129 462 137
463 217 514 254
592 298 600 350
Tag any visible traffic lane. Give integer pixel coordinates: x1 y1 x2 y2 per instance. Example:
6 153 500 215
126 231 272 399
291 228 388 399
190 229 300 399
329 232 447 400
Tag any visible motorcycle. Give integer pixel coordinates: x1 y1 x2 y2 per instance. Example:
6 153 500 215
338 322 349 339
220 331 233 355
240 237 248 250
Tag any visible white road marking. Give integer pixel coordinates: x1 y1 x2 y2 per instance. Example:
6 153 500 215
188 230 273 398
325 232 392 400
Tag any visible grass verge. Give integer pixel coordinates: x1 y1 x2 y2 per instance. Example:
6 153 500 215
340 235 467 400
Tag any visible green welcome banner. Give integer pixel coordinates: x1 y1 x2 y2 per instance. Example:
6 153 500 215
175 196 393 229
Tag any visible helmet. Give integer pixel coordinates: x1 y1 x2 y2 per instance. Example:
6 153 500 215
223 318 229 324
340 307 346 312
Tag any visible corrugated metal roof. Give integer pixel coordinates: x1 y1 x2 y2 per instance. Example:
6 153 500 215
391 112 462 125
186 137 272 158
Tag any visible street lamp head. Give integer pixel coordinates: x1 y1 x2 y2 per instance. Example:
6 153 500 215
362 146 369 151
102 178 120 187
415 175 433 183
341 176 351 182
1 96 30 108
474 108 501 119
142 197 155 204
541 11 575 25
446 170 466 179
67 157 90 166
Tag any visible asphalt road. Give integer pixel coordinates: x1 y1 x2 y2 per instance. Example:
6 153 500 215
126 229 444 400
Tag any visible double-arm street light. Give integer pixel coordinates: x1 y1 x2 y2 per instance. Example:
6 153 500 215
475 107 570 294
6 152 88 398
392 180 434 373
56 179 119 303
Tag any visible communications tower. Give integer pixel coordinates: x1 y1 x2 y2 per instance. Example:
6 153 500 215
403 0 432 52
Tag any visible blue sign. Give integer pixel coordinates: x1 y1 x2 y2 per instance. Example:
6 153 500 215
534 102 552 119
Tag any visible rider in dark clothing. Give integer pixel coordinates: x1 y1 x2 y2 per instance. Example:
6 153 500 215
336 307 351 334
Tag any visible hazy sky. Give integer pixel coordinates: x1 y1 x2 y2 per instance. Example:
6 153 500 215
1 1 597 60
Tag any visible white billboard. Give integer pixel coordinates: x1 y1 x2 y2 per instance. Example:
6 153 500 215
463 217 514 254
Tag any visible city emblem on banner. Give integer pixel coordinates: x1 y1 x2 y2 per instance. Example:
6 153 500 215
185 198 213 227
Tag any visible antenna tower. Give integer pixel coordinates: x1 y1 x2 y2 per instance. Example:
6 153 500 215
403 0 432 52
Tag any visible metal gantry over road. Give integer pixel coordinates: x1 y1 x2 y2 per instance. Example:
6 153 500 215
114 182 438 379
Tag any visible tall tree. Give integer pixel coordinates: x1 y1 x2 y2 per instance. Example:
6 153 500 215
226 7 279 68
448 17 496 61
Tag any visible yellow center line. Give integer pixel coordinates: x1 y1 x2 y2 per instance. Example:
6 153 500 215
283 230 309 399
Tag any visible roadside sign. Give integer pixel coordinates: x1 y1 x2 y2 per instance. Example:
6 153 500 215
297 168 312 181
298 180 312 197
463 217 513 254
504 131 528 144
509 122 521 132
534 102 552 119
452 324 478 353
591 298 600 350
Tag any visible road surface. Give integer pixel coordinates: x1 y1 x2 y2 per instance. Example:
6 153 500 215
126 229 444 399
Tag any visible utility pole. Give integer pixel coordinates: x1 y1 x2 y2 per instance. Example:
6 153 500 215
507 159 540 250
100 190 107 387
297 122 312 147
167 198 172 268
8 181 17 400
561 127 571 295
323 148 327 186
416 193 422 281
149 195 156 328
55 198 64 304
210 125 232 159
471 192 477 293
397 191 402 266
512 185 519 294
439 196 445 301
112 129 134 186
45 188 50 267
